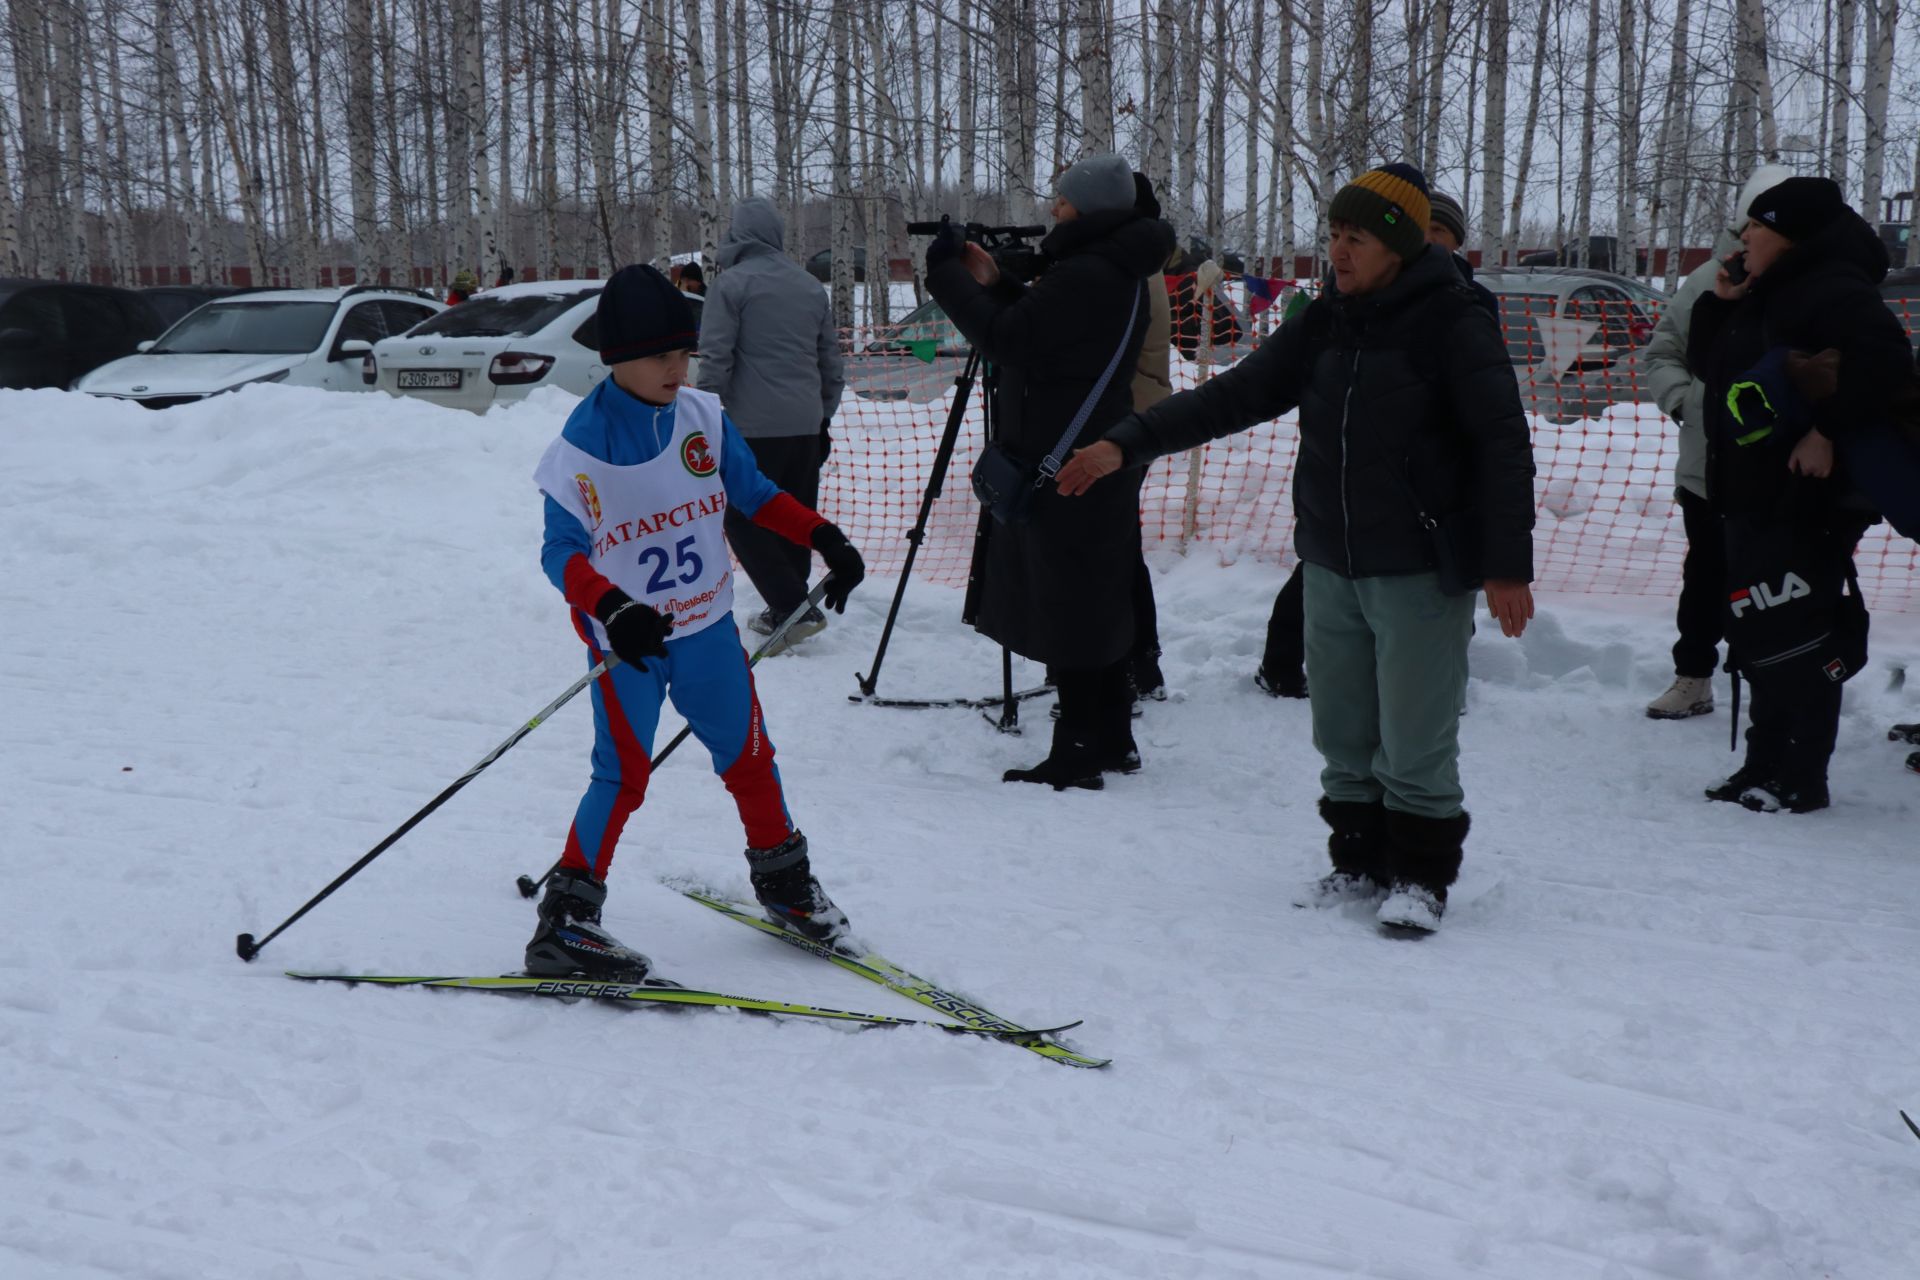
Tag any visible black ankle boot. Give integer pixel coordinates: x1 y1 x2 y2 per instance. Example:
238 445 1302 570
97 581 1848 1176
1003 721 1105 791
525 868 652 979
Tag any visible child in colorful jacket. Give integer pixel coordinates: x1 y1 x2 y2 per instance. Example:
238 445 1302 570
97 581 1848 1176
526 264 865 979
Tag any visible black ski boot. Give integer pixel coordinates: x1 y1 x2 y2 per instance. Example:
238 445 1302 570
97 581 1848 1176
1129 650 1168 702
1889 723 1920 745
1293 797 1389 907
1704 761 1773 805
747 831 850 944
1255 663 1309 699
1737 777 1831 814
1376 810 1469 934
524 868 652 980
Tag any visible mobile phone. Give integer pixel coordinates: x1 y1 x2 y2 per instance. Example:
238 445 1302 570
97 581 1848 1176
1724 252 1749 285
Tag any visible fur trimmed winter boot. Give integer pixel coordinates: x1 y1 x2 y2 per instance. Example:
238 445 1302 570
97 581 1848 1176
1293 797 1390 908
1376 810 1470 934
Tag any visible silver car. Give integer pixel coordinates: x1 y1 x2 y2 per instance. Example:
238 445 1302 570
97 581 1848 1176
1477 269 1661 423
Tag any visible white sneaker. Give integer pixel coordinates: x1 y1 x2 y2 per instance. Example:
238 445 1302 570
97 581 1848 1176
1646 675 1714 720
1377 884 1445 932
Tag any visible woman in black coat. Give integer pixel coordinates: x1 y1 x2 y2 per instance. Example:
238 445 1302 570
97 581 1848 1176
1056 163 1536 933
926 153 1176 790
1688 176 1912 813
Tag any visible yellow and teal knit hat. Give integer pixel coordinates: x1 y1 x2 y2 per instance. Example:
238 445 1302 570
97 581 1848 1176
1327 163 1432 261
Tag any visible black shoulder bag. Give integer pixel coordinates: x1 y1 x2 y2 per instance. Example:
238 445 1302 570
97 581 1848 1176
971 284 1144 525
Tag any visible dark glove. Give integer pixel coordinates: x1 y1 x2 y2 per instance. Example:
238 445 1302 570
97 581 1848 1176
819 416 832 460
810 523 865 613
593 587 673 664
924 221 966 272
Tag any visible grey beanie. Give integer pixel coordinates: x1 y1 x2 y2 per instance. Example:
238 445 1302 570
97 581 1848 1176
1055 152 1137 216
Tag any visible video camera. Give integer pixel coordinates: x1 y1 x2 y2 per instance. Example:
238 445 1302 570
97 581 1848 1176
907 215 1048 284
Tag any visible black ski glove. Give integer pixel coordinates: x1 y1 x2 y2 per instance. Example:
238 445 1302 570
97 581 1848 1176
819 416 832 460
810 522 865 613
593 587 673 665
924 221 966 272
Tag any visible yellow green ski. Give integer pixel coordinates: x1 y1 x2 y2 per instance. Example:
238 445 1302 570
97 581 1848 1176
665 881 1111 1069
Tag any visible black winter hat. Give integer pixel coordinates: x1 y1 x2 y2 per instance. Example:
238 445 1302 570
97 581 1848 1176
1746 177 1849 243
597 264 698 365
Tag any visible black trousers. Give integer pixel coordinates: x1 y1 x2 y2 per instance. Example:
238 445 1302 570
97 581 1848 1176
1261 562 1306 676
1734 519 1869 788
1672 488 1726 679
1129 554 1160 659
722 433 821 617
1054 658 1135 752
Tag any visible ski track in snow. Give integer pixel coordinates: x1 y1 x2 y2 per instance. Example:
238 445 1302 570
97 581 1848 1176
3 384 1917 1279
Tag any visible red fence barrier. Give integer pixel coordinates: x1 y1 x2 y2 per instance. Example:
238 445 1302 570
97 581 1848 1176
819 297 1920 614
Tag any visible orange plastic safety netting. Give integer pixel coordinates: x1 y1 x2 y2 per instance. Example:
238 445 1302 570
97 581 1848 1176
817 299 1920 614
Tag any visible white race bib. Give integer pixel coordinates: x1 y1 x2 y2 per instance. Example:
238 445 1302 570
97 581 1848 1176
535 391 735 641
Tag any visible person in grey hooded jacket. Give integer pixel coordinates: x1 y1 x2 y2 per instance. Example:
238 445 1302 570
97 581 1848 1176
1642 163 1793 720
699 197 848 645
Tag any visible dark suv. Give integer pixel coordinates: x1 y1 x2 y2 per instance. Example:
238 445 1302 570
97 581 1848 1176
0 280 165 390
1883 266 1920 351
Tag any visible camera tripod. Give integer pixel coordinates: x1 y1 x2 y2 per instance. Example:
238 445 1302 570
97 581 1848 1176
850 347 1052 732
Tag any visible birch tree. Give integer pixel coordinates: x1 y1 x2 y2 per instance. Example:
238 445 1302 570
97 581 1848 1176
1656 0 1695 288
829 0 854 325
1505 0 1552 266
0 90 17 275
1859 0 1898 220
1481 0 1511 262
1829 0 1857 184
1615 0 1640 275
683 0 719 270
1572 0 1601 264
1077 0 1115 152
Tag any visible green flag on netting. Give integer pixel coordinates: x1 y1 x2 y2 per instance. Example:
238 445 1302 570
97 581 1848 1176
1282 289 1312 321
907 339 940 364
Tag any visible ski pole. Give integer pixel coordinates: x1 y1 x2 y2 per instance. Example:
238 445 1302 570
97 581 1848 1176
237 651 627 963
513 577 837 900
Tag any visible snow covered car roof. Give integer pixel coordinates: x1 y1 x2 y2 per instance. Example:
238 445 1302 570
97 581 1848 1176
471 278 604 301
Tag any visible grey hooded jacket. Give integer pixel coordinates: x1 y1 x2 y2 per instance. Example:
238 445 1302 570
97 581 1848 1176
1643 164 1795 498
1644 230 1740 499
695 198 845 438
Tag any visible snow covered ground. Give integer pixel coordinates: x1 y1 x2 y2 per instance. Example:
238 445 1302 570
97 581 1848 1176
3 384 1918 1279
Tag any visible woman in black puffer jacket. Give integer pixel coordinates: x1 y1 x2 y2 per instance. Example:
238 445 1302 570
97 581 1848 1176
1058 164 1536 934
1687 176 1913 814
927 153 1175 792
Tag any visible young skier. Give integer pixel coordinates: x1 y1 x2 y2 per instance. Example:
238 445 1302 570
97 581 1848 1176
526 264 866 980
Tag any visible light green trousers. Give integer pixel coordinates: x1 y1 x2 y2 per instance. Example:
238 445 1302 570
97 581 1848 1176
1302 563 1475 819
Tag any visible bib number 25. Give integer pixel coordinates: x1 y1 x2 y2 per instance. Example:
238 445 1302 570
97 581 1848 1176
638 535 704 593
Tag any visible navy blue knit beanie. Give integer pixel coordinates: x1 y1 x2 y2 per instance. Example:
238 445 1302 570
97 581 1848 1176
597 264 698 365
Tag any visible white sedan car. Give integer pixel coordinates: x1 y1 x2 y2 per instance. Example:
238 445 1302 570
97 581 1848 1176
369 278 703 412
76 287 443 409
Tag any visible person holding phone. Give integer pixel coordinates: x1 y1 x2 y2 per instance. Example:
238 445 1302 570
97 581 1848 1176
1641 165 1794 721
1687 177 1912 813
